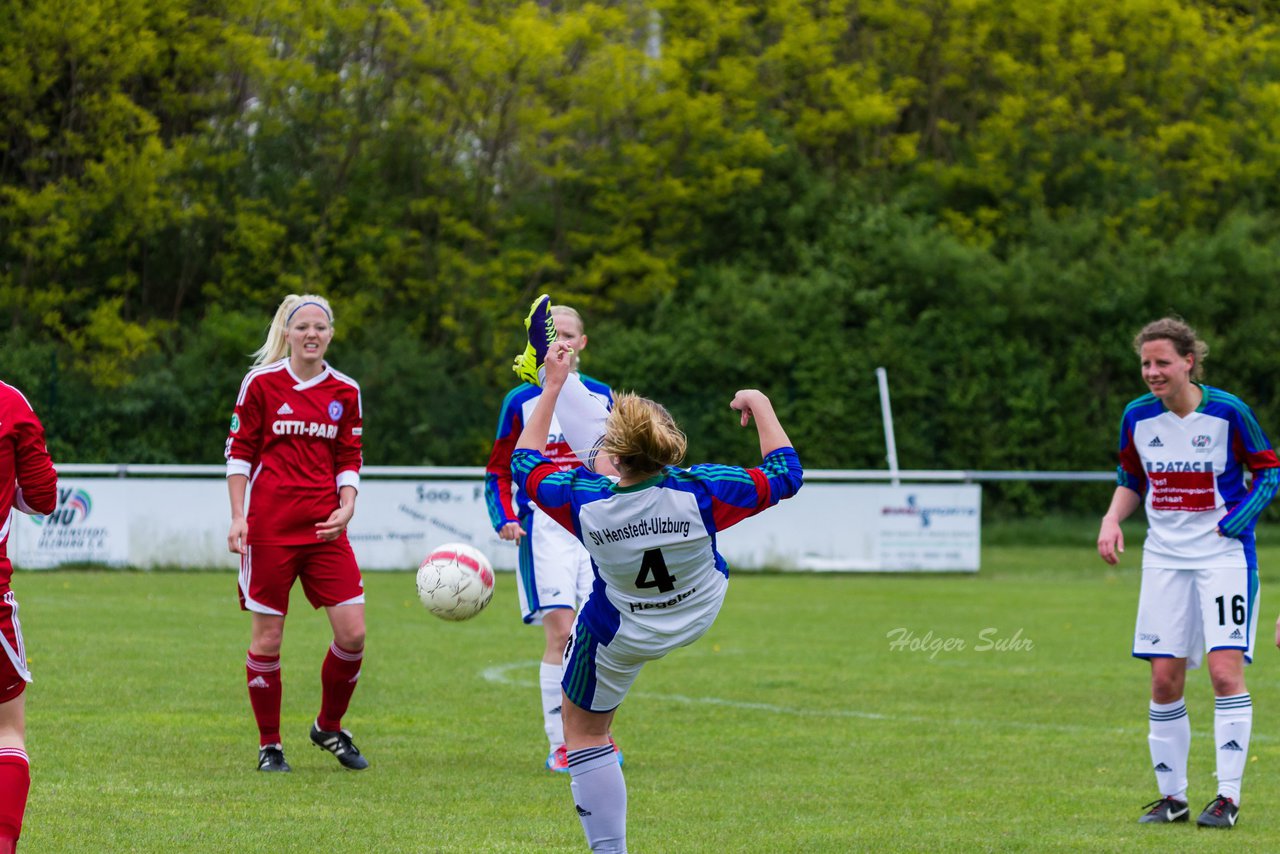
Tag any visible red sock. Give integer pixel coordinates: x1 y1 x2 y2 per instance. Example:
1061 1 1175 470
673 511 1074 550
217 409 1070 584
0 748 30 843
246 652 282 746
317 642 363 732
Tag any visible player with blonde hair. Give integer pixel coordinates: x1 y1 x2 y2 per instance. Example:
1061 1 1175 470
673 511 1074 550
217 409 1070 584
485 300 618 771
510 296 803 852
225 293 370 772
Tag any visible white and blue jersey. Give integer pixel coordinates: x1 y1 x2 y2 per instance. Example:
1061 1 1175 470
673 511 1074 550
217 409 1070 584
512 446 803 711
484 376 613 527
1118 385 1278 664
485 375 613 622
1116 384 1279 570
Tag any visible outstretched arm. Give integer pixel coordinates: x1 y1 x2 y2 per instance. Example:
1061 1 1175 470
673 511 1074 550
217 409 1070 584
730 389 791 457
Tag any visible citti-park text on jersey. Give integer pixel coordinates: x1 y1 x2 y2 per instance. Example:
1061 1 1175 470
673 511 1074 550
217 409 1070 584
272 419 338 438
587 517 692 546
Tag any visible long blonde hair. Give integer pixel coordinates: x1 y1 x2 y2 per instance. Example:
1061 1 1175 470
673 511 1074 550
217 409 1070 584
252 293 335 366
600 393 687 475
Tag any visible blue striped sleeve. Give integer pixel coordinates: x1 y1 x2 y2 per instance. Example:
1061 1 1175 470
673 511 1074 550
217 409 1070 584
1220 467 1280 538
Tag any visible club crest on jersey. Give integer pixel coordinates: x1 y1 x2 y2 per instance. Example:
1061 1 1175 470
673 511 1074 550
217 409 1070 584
230 413 240 433
327 400 344 421
1192 434 1212 449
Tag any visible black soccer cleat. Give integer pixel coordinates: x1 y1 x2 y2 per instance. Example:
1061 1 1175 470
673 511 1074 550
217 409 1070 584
1196 795 1239 828
1138 795 1189 823
257 743 291 772
310 722 370 770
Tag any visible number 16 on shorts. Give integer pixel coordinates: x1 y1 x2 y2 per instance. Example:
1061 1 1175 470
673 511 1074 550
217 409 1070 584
1133 565 1259 664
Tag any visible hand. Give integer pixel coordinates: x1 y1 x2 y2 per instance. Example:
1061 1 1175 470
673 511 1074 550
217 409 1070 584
730 389 766 427
316 503 355 541
1097 517 1125 565
542 340 575 388
228 517 248 555
498 521 525 542
1274 615 1280 650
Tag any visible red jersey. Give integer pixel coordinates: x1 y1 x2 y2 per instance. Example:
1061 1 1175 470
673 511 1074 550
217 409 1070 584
0 380 58 584
225 360 363 546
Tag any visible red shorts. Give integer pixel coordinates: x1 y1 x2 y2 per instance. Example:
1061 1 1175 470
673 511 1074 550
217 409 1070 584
238 539 364 615
0 588 31 702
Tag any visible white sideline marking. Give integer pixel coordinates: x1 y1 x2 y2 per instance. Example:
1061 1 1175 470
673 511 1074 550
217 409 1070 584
481 660 1278 741
482 661 888 718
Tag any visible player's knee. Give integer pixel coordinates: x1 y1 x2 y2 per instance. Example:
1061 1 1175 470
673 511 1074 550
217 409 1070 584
1150 674 1184 703
1209 671 1245 696
0 696 24 744
250 629 284 657
543 610 574 650
335 626 366 651
546 628 571 656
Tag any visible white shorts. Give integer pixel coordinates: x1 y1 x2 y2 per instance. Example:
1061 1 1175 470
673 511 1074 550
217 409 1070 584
516 509 594 625
562 572 728 712
1133 566 1259 667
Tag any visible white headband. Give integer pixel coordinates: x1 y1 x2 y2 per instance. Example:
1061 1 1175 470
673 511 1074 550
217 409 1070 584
286 300 332 324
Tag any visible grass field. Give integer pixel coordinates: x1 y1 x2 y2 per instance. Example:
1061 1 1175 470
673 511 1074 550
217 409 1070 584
15 538 1280 852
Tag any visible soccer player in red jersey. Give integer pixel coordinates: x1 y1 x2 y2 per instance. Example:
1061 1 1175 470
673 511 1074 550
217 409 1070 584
225 294 369 772
0 379 58 853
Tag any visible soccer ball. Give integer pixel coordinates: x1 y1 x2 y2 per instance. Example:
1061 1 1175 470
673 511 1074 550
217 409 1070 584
416 543 495 621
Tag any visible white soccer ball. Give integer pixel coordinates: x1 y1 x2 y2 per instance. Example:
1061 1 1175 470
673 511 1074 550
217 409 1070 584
416 542 495 621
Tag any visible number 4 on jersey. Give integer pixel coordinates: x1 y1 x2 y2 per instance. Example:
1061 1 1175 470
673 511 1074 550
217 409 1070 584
635 548 677 593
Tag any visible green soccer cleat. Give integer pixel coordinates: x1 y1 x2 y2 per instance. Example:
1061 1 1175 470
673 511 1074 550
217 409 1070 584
512 294 556 386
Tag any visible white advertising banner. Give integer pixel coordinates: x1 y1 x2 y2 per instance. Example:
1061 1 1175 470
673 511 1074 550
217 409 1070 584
343 479 514 571
10 482 132 568
715 483 982 572
9 477 980 573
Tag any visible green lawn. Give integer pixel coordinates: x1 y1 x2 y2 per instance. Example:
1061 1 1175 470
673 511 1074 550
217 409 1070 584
15 544 1280 852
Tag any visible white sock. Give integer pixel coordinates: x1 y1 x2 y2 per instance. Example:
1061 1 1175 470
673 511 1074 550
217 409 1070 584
540 662 565 751
568 744 627 853
1214 693 1252 804
1148 699 1189 801
549 372 609 470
